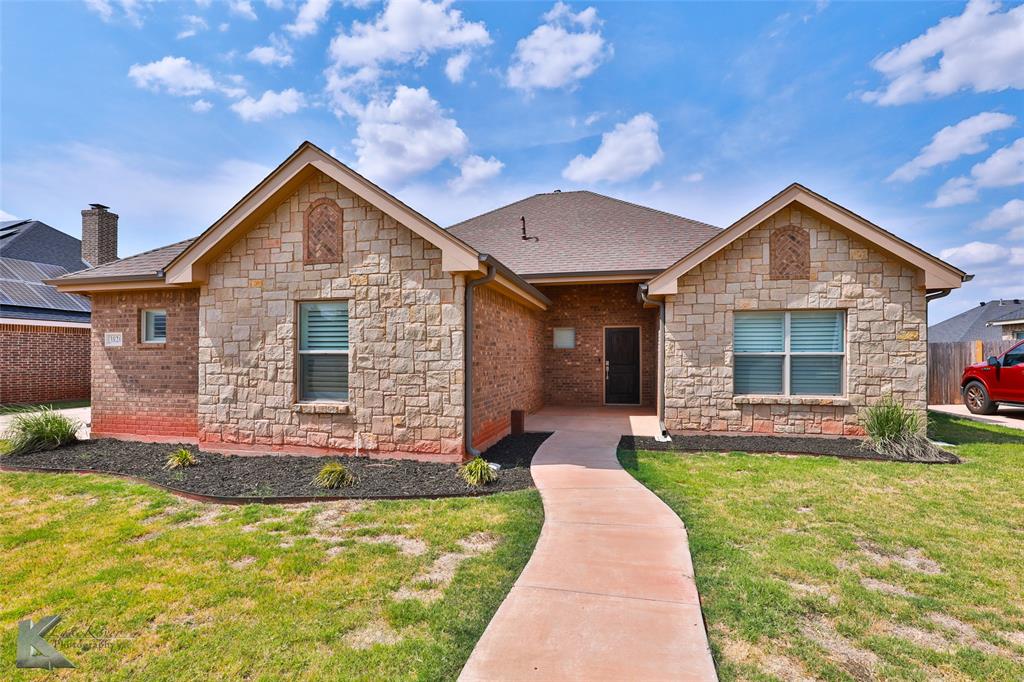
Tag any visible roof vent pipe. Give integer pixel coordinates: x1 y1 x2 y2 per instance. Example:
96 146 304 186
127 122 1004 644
464 255 497 458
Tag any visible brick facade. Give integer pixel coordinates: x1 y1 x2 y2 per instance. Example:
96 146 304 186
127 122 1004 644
197 171 466 461
537 283 658 407
471 284 544 449
664 204 928 436
90 289 199 439
0 323 90 404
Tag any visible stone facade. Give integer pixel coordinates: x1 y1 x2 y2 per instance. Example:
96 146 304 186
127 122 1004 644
197 171 466 461
0 322 90 404
90 289 199 439
664 204 927 436
471 284 544 449
538 283 658 407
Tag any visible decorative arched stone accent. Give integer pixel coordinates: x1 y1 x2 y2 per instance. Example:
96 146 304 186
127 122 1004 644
769 224 810 279
303 198 343 265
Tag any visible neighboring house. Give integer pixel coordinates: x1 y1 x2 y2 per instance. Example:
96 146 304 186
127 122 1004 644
0 208 118 404
51 142 968 460
928 300 1024 343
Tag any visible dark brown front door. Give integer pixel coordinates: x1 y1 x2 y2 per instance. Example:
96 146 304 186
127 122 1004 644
605 327 640 404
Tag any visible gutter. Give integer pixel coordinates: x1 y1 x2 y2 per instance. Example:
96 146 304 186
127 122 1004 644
464 254 498 458
637 283 672 442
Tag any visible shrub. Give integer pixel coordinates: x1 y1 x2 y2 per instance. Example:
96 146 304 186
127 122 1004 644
459 457 498 487
1 408 80 456
313 461 356 489
164 447 198 470
860 397 949 463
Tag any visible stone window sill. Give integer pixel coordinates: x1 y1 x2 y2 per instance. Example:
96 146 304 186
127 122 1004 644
733 395 850 407
292 402 350 415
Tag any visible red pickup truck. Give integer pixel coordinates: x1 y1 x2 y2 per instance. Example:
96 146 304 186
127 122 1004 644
961 340 1024 414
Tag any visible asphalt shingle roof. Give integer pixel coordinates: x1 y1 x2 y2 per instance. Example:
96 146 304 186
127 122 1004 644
0 219 89 272
447 190 722 276
0 220 92 321
928 300 1024 342
54 239 195 282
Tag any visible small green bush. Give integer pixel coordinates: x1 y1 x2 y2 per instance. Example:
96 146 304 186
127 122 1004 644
164 447 198 470
459 457 498 487
860 397 948 462
313 461 356 489
1 408 80 456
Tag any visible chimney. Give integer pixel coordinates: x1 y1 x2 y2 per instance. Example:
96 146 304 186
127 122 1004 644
81 203 118 266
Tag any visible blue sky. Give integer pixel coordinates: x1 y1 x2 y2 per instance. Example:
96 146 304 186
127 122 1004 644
1 0 1021 322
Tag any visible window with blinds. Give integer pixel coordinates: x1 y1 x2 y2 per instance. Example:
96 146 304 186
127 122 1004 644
733 311 844 396
298 301 349 401
142 309 167 343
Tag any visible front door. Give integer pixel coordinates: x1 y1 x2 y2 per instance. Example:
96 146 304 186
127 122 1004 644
605 327 640 405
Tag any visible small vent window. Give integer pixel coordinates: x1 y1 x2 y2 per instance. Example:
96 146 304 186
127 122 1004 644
553 327 576 349
142 309 167 343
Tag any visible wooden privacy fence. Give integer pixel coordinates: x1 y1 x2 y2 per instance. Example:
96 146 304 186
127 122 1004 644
927 339 1018 405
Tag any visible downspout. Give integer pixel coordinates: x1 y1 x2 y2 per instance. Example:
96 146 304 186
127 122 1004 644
464 254 497 458
638 283 672 442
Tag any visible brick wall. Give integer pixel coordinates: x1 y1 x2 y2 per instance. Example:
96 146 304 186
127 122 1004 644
90 289 199 439
198 171 466 461
664 203 928 436
537 283 658 407
0 323 90 404
471 284 544 449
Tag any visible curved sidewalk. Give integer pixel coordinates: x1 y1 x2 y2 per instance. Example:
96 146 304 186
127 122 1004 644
459 408 717 681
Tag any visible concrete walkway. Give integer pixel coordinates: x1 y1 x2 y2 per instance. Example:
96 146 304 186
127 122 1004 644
930 404 1024 431
0 406 91 439
459 407 717 681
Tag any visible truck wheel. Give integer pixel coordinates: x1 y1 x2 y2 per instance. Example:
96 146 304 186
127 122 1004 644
963 381 998 415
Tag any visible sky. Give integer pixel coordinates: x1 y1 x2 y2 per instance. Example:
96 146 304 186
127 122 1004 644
1 0 1021 323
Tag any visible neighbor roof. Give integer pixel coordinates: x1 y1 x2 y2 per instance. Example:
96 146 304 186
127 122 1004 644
447 191 722 277
929 300 1024 342
0 220 91 322
52 239 195 284
0 219 89 272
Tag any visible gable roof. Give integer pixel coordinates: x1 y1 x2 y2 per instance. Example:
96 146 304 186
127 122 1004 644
929 300 1024 342
164 141 481 285
447 190 721 278
51 239 195 286
0 219 91 322
0 219 89 272
646 183 968 295
988 307 1024 326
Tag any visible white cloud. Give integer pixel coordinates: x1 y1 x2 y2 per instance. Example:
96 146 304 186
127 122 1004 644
888 112 1016 182
247 36 294 66
583 111 604 126
191 99 213 113
229 0 258 20
449 155 503 193
940 241 1024 268
683 172 704 183
83 0 155 26
507 1 611 92
562 113 663 184
863 0 1024 106
352 85 469 185
177 15 208 39
931 138 1024 206
286 0 333 37
128 56 217 96
219 22 230 32
264 0 285 8
978 198 1024 230
0 209 19 221
329 0 490 69
230 88 306 122
444 52 472 83
1010 226 1024 241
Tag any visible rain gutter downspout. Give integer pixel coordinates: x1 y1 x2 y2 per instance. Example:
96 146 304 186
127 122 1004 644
464 254 497 458
638 283 672 442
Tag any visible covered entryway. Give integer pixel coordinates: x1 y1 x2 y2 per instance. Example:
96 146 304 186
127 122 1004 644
604 326 641 405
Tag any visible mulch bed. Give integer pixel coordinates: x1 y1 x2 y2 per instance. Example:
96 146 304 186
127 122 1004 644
619 434 959 464
0 432 554 502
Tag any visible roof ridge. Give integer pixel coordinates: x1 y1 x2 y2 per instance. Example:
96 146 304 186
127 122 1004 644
446 193 548 231
70 237 196 276
575 190 721 231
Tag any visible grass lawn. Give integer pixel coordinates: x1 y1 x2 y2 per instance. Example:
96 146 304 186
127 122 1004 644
621 412 1024 681
0 471 541 680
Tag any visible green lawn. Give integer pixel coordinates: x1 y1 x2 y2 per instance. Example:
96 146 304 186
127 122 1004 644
0 471 542 680
622 412 1024 681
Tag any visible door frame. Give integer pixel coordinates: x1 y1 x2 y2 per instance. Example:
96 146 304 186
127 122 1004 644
602 325 642 406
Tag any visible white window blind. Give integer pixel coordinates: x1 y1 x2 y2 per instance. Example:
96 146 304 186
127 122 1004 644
142 309 167 343
733 311 845 396
298 301 349 401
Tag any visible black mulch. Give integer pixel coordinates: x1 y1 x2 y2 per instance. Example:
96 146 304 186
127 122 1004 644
0 432 554 501
619 434 959 464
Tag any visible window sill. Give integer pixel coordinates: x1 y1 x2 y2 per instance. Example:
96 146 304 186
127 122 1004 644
292 402 350 415
733 395 850 406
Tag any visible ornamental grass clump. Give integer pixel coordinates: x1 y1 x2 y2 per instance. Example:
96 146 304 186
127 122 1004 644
164 447 198 470
313 461 357 489
860 397 951 463
2 408 80 456
459 457 498 487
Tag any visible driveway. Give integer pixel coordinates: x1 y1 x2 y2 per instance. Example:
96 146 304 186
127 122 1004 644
930 404 1024 431
0 406 91 439
459 406 717 681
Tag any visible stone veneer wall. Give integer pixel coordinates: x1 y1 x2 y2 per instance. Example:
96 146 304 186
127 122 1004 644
537 283 658 407
664 204 928 436
197 171 466 461
90 290 199 439
471 284 544 449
